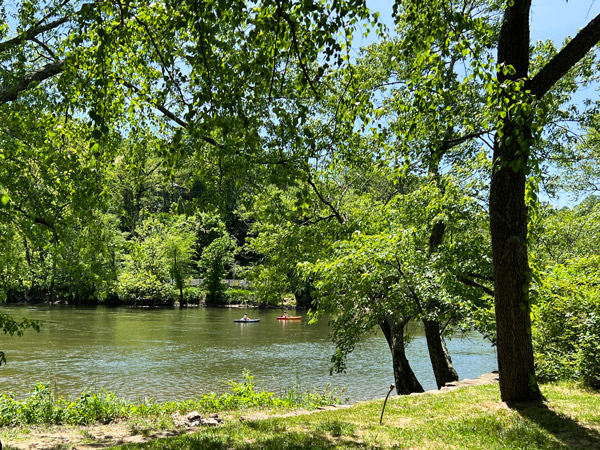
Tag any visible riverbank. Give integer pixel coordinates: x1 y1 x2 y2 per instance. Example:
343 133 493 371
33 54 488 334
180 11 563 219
3 285 261 308
3 374 599 449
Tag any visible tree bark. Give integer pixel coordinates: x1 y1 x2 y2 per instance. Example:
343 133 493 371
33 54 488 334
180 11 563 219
424 220 459 388
380 315 424 395
490 0 542 404
423 319 458 388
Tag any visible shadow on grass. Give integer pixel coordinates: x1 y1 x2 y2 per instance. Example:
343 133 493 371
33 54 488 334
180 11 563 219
515 402 600 449
110 424 368 450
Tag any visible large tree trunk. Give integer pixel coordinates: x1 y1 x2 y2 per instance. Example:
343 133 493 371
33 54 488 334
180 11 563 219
422 319 458 389
490 0 542 404
380 315 424 395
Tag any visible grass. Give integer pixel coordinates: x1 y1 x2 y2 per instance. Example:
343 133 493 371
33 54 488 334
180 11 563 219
104 382 600 450
1 381 599 449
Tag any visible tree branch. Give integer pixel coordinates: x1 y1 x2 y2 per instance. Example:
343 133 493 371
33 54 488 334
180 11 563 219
0 61 64 104
527 12 600 99
279 11 320 98
441 129 491 150
306 173 345 224
122 81 225 149
0 17 69 54
456 274 494 296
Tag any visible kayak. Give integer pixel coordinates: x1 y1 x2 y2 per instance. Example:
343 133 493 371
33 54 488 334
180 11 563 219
276 316 302 321
234 318 260 323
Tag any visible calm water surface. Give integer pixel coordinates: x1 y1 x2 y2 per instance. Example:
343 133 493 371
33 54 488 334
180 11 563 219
0 306 497 403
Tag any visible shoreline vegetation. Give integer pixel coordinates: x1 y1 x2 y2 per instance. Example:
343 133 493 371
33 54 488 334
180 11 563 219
3 285 260 308
1 373 599 449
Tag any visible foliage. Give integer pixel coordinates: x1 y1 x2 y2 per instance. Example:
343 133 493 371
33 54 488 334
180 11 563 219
198 236 236 306
225 288 256 305
533 257 600 388
0 372 341 426
117 214 196 305
0 313 39 366
302 176 492 372
115 270 176 306
530 199 600 387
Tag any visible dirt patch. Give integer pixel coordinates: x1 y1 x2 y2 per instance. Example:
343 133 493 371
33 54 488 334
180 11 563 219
413 371 500 396
0 417 217 450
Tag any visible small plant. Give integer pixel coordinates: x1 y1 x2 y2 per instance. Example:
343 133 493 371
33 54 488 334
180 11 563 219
79 429 96 443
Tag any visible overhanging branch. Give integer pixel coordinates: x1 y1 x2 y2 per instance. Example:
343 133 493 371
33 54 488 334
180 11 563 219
0 60 65 105
306 173 345 224
527 12 600 99
0 17 69 54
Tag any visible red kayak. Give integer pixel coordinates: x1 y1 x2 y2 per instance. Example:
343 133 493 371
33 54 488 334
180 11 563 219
276 316 302 320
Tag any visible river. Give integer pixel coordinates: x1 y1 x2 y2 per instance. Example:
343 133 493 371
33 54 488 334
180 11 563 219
0 305 497 403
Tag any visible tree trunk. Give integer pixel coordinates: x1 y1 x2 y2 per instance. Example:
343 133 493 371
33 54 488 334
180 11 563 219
380 315 424 395
294 281 314 309
422 319 458 388
424 220 458 388
490 0 542 404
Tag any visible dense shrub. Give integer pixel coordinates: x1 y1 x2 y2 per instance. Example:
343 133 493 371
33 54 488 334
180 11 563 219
533 256 600 388
114 271 176 306
182 287 205 305
225 288 256 305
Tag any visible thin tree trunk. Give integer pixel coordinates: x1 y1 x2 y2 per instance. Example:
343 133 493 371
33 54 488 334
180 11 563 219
380 315 424 395
422 319 458 388
424 220 459 388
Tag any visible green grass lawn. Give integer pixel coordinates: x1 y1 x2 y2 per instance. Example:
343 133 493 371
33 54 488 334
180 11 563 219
109 383 600 450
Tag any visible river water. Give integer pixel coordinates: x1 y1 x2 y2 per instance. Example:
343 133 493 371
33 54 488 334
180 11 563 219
0 305 497 403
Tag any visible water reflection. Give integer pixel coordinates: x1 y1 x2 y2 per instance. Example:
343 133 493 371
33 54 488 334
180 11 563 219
0 306 496 403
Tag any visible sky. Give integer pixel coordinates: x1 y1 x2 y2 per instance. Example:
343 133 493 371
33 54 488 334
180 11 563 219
362 0 600 46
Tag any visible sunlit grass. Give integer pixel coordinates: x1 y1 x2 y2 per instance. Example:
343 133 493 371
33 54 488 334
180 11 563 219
109 383 600 450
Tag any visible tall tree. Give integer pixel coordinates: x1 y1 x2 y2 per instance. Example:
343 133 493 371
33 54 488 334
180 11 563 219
490 1 600 403
393 0 600 403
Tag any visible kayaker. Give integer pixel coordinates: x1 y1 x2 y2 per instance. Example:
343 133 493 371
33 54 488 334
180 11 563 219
282 310 288 318
243 313 249 321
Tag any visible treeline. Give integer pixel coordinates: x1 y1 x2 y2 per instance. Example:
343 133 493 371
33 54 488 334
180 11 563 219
0 129 256 307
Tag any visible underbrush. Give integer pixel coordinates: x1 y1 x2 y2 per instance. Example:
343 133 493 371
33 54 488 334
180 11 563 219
0 370 340 426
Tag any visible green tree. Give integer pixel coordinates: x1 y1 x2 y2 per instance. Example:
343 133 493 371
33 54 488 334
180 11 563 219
199 235 236 306
246 164 493 393
529 198 600 387
532 256 600 388
391 0 600 403
118 214 196 305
